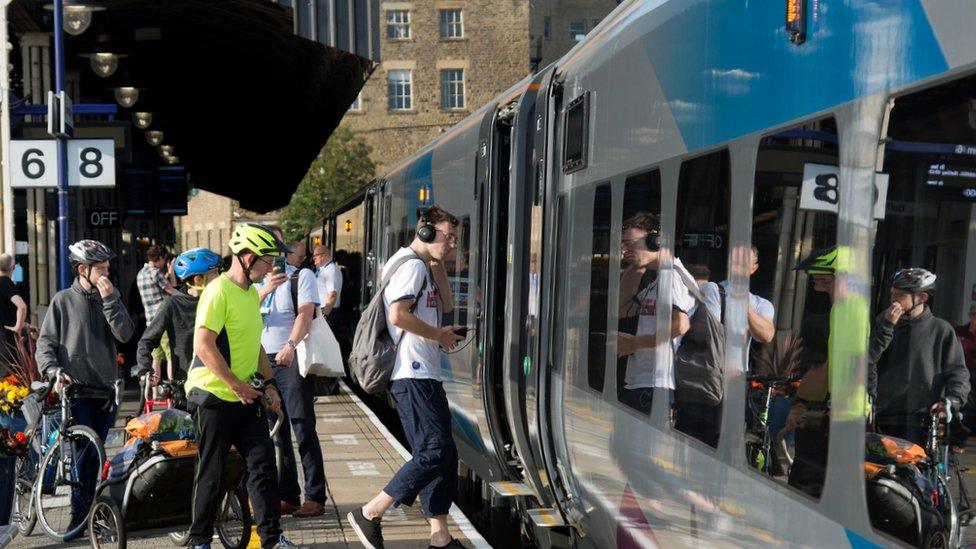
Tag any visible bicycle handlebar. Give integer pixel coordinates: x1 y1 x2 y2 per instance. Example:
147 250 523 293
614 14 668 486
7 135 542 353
746 372 800 386
268 408 283 439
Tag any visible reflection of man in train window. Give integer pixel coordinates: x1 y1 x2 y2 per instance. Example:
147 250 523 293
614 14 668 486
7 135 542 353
720 246 775 354
786 246 836 497
871 268 970 447
616 212 694 414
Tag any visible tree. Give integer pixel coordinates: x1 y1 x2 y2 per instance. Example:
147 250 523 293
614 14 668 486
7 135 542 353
278 127 376 242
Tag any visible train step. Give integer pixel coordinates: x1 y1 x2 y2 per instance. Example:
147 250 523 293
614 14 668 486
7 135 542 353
526 508 566 528
489 480 537 498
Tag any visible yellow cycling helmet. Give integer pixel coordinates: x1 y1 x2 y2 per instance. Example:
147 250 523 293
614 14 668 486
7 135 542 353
228 223 290 257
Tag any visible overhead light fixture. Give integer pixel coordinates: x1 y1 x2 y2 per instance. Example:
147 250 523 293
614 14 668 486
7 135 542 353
165 156 180 165
145 130 164 146
132 112 152 129
114 86 139 108
159 145 175 158
45 2 105 36
82 52 125 78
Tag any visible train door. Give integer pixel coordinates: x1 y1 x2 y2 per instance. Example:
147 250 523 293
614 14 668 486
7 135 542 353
499 69 556 505
362 182 378 302
473 103 520 477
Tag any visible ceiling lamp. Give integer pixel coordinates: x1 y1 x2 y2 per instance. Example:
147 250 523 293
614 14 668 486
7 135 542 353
165 156 180 165
132 112 152 129
82 52 125 78
145 130 164 146
159 145 175 158
45 2 105 36
114 86 139 108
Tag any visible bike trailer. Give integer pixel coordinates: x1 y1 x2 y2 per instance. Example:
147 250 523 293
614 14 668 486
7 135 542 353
864 434 944 546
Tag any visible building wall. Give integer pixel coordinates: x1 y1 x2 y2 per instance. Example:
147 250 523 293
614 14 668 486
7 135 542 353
342 0 532 174
530 0 621 70
178 190 236 257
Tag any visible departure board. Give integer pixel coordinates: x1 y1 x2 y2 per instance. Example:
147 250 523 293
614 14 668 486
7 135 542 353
923 161 976 201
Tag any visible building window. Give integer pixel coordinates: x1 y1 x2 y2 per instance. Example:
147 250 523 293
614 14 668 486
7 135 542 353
387 69 412 110
440 9 463 39
570 19 586 42
386 10 410 39
350 92 362 111
440 68 465 110
592 19 601 30
544 16 551 40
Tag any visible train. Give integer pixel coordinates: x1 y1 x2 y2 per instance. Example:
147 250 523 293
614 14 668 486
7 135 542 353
324 1 976 547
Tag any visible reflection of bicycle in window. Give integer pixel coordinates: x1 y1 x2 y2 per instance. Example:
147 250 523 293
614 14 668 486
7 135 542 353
745 373 799 476
16 369 110 542
866 399 974 548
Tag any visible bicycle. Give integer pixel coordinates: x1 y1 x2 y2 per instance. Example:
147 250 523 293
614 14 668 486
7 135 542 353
132 366 187 414
745 372 799 476
28 369 110 542
10 382 51 537
919 398 975 548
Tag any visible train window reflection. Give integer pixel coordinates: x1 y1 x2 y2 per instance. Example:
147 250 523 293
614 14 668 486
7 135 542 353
865 77 976 545
748 117 838 499
616 169 664 415
587 183 612 392
672 150 731 448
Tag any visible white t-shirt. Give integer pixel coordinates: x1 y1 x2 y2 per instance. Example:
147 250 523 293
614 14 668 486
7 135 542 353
717 279 775 372
316 262 343 310
624 258 697 390
382 247 441 381
260 265 320 353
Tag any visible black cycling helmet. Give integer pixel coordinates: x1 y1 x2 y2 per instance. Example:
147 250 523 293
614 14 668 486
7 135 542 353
890 267 937 294
795 245 837 276
68 239 115 267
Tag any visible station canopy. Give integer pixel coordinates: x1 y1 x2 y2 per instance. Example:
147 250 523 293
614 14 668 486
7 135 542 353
12 0 375 212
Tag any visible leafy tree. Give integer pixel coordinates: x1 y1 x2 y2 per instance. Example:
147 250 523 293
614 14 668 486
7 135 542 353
278 127 376 242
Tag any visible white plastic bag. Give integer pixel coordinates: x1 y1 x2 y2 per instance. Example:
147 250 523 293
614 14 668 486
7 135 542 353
297 314 345 378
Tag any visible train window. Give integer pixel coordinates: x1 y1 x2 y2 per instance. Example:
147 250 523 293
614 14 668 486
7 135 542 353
672 149 731 448
616 169 662 414
587 183 612 392
864 76 976 544
562 92 589 174
446 216 472 327
749 117 838 498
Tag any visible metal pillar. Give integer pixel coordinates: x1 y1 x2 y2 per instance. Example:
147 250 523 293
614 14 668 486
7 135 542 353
0 0 12 254
52 0 69 289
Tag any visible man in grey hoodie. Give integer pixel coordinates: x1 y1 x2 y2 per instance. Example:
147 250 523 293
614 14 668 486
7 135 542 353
35 239 135 531
871 267 970 446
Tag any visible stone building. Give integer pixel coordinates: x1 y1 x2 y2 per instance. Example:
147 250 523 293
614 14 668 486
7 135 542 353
179 0 619 240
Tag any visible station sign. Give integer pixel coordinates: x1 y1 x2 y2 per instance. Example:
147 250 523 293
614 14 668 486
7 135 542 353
799 163 888 220
10 138 116 189
86 208 122 229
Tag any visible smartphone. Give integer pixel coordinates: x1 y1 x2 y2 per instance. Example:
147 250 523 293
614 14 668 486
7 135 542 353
273 256 287 272
454 326 469 337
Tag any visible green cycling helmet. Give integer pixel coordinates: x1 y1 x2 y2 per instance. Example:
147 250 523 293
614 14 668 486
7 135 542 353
795 245 837 276
228 223 290 257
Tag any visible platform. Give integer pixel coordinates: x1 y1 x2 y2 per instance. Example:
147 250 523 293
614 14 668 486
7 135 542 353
11 382 489 549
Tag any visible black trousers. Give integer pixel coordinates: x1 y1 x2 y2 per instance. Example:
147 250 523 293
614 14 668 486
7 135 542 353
270 356 327 505
188 389 282 548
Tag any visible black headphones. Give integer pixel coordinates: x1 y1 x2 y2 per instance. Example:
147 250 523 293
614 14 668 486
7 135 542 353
417 207 436 243
645 231 662 251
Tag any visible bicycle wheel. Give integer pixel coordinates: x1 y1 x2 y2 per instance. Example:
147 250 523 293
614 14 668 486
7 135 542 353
34 424 107 542
216 486 252 549
938 476 960 549
12 442 39 536
89 495 126 549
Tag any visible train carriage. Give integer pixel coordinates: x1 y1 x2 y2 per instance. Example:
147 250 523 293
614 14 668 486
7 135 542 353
331 1 976 547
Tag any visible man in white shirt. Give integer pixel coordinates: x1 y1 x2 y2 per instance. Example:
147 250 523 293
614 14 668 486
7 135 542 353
312 245 343 322
617 212 695 415
347 206 466 549
258 237 327 519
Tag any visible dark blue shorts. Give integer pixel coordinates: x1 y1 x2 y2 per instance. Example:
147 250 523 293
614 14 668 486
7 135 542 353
383 378 458 517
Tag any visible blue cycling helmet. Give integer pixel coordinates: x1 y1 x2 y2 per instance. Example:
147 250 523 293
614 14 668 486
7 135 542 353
173 247 221 281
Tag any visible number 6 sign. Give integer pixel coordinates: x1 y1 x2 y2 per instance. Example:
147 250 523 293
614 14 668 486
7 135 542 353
9 138 116 188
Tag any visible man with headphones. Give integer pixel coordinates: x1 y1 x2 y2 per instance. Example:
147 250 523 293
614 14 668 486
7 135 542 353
616 212 695 415
348 205 467 549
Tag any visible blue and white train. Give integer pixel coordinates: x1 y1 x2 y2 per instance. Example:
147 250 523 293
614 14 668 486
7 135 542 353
329 1 976 547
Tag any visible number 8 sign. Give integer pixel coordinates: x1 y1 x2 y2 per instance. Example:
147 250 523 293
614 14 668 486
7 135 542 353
10 138 115 188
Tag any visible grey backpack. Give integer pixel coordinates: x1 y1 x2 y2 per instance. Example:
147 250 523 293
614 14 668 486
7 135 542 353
673 267 726 406
349 252 426 394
